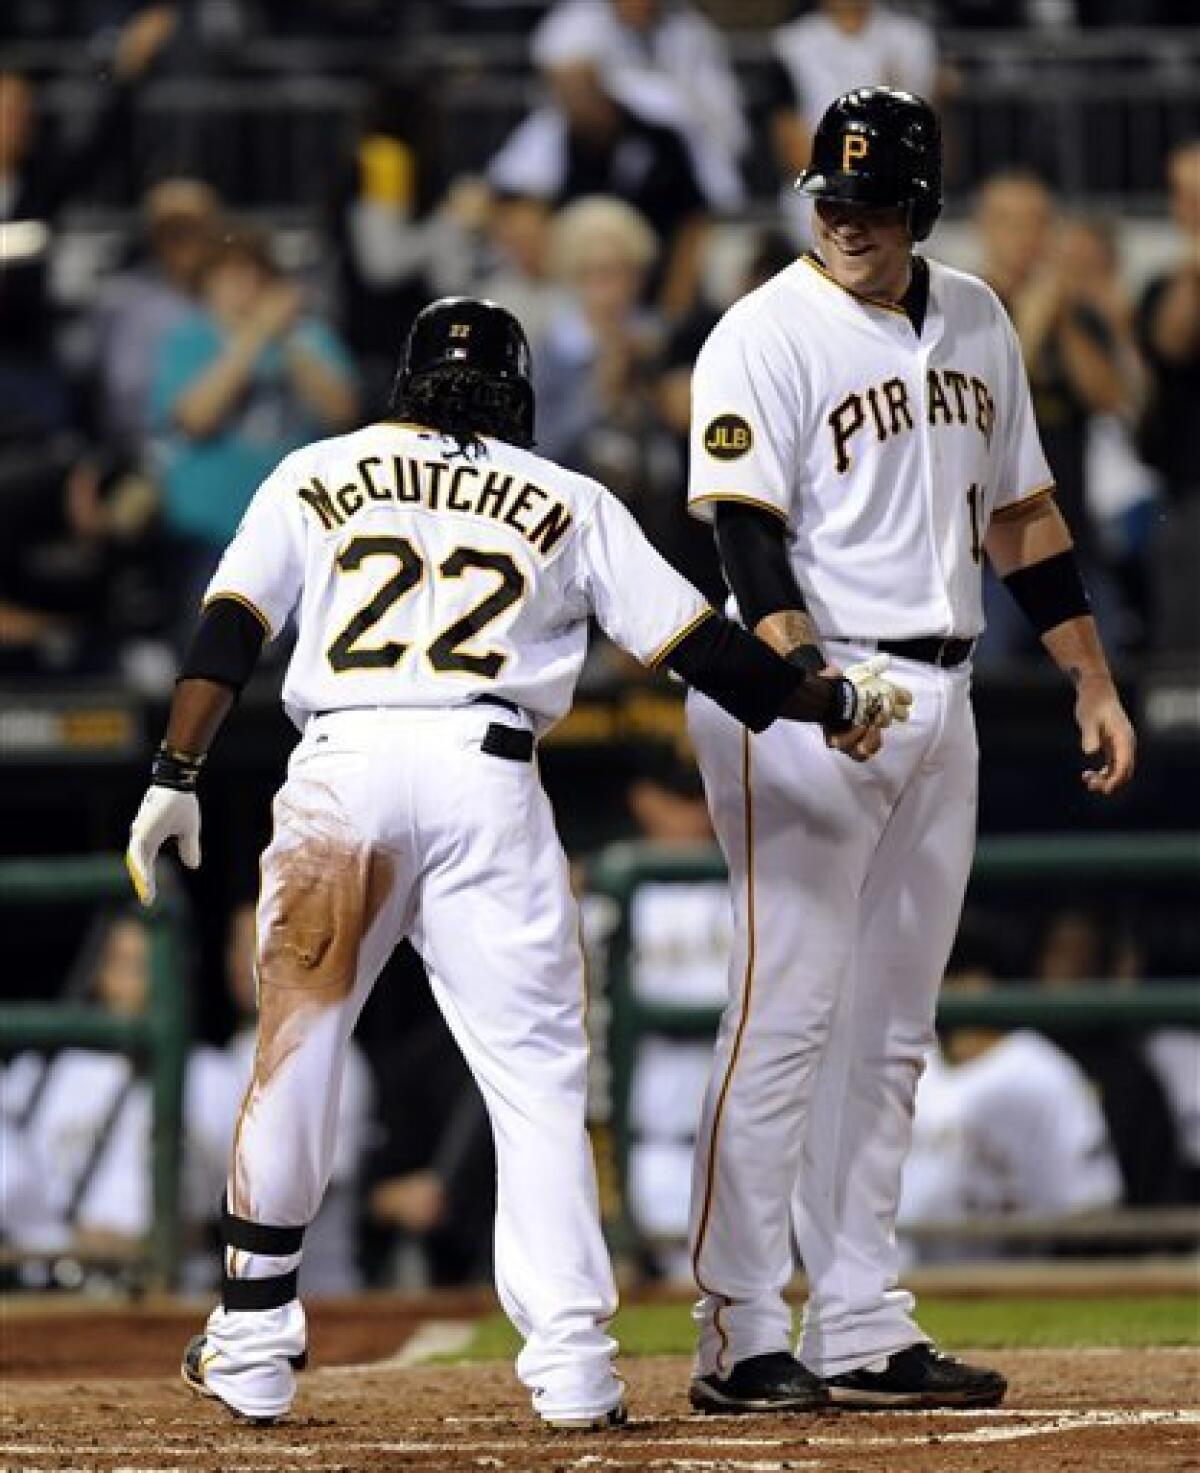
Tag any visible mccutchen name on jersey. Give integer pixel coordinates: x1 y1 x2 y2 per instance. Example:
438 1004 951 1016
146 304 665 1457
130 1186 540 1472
296 453 574 560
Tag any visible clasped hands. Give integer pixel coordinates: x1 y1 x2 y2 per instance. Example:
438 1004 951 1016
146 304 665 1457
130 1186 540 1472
827 654 914 763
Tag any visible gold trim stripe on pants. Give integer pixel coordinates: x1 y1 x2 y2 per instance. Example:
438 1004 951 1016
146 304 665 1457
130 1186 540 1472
690 726 757 1373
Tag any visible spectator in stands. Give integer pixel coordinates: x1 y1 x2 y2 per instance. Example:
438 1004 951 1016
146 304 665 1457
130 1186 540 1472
934 1 1026 24
1135 139 1200 660
1144 1028 1200 1204
531 0 747 213
1057 216 1160 650
473 194 570 355
363 1005 496 1289
534 195 702 582
488 60 710 317
765 1 940 186
534 195 662 464
974 172 1132 660
151 224 357 628
0 4 179 440
327 69 483 418
655 228 798 602
0 910 229 1281
1034 907 1184 1208
90 178 222 453
214 902 373 1295
0 441 166 677
0 1116 68 1260
898 920 1124 1262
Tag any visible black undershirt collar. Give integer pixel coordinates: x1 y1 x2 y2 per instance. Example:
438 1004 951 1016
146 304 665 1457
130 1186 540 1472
804 250 929 335
902 256 930 335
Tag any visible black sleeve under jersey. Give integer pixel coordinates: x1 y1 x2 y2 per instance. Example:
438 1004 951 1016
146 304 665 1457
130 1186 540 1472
178 596 267 693
714 501 808 630
662 613 842 732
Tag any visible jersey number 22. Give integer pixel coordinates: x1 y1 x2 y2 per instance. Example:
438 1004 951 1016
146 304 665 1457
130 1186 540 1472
328 535 526 680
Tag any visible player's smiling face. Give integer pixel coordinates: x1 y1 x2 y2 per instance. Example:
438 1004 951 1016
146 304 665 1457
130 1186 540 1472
813 199 913 303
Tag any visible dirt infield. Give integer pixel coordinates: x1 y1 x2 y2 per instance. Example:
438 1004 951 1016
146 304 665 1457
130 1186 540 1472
3 1302 1198 1473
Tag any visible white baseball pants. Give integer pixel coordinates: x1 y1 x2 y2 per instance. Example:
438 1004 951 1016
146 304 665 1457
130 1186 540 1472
201 704 621 1423
687 645 978 1379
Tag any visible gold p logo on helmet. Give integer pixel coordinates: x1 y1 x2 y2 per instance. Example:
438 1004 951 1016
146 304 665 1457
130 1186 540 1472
842 133 869 171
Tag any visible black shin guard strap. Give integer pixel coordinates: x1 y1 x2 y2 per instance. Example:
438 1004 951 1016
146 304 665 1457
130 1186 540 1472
222 1194 306 1255
222 1267 299 1311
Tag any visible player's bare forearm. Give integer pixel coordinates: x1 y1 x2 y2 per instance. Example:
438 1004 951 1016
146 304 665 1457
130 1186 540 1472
1040 614 1114 686
986 495 1133 793
164 678 236 758
754 609 823 661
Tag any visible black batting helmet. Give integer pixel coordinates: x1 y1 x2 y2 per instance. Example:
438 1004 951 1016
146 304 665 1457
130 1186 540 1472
391 296 536 447
795 87 942 243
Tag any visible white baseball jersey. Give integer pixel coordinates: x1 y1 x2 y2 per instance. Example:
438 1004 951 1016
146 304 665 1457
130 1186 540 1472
205 422 710 732
688 256 1054 639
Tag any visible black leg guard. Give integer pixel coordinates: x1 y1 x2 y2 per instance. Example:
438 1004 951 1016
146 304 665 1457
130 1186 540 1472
221 1194 307 1315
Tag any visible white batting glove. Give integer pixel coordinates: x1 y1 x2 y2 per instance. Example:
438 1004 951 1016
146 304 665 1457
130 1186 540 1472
842 654 915 729
126 786 202 906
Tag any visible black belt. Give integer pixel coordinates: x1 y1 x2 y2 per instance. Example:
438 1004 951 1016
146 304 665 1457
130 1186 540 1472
851 636 975 669
471 694 521 717
311 698 534 763
471 694 534 763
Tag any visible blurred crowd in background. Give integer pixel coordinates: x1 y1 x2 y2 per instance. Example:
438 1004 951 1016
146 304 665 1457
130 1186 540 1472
2 1 1198 1293
2 0 1198 683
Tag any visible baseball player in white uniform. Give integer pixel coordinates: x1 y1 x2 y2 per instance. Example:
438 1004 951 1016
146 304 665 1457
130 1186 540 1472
683 89 1136 1414
125 296 910 1429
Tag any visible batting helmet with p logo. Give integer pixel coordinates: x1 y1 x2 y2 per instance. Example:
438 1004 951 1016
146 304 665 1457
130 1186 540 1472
796 87 942 242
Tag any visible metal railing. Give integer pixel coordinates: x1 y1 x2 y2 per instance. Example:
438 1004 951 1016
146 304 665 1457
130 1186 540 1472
15 26 1198 215
0 855 191 1288
586 832 1200 1255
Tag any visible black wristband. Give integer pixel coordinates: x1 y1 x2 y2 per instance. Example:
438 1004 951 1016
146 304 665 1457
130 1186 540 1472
785 643 825 676
151 743 205 792
823 677 860 733
1002 549 1090 635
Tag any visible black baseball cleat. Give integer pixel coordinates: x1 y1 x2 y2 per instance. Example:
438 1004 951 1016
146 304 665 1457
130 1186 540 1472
823 1343 1007 1409
180 1333 307 1425
690 1351 829 1414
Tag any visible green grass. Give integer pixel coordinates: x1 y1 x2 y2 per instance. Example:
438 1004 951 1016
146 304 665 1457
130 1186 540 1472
444 1295 1200 1364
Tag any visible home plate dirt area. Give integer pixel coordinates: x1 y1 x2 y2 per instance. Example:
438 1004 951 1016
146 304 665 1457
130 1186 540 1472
3 1300 1197 1473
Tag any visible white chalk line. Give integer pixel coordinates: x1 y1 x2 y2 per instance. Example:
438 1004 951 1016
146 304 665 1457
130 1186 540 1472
4 1408 1197 1470
319 1319 476 1373
4 1410 1197 1463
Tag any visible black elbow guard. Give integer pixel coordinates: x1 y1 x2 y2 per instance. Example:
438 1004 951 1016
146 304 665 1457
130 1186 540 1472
663 613 837 732
1002 549 1091 635
179 596 267 693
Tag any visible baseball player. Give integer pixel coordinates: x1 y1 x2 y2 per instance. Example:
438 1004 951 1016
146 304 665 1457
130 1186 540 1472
683 88 1136 1415
124 296 910 1430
